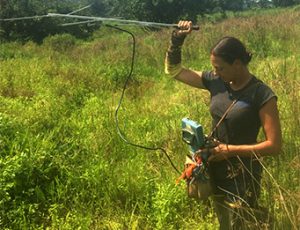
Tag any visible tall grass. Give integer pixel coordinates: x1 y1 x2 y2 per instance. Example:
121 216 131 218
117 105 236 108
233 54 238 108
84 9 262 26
0 7 299 229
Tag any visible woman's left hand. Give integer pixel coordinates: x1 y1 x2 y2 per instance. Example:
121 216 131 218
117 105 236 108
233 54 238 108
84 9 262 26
208 143 231 162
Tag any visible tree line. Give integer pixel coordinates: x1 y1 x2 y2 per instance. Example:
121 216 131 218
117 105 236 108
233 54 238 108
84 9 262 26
0 0 299 42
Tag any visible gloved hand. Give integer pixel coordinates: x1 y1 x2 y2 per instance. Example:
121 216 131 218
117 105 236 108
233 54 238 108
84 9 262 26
170 20 193 48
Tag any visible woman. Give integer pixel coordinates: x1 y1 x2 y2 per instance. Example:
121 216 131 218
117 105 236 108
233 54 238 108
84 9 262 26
165 21 282 229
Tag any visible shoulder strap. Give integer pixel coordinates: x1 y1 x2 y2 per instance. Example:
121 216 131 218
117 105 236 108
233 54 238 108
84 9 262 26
207 80 261 139
207 99 237 139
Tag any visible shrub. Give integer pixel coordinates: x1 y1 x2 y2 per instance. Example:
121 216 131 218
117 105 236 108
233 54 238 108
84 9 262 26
43 34 76 53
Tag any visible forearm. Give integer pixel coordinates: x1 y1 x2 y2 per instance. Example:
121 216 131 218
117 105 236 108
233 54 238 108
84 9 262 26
164 31 186 77
165 31 206 89
227 140 281 158
208 141 281 162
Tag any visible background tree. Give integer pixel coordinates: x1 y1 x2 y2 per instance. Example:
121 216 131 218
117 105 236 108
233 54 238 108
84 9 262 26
0 0 100 42
273 0 298 6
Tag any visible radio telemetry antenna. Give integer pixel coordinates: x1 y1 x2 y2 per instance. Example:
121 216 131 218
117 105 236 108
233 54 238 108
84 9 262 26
0 11 199 30
47 13 199 30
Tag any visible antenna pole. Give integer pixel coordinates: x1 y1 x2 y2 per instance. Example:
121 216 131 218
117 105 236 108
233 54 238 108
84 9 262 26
47 13 199 30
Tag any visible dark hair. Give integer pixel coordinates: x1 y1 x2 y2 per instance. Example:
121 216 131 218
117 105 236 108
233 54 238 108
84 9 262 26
210 37 252 65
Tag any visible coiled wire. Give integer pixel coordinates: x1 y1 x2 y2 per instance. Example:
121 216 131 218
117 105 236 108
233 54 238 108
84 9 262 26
107 24 180 174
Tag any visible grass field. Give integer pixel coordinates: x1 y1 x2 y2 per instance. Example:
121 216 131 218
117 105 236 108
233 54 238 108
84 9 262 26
0 7 299 229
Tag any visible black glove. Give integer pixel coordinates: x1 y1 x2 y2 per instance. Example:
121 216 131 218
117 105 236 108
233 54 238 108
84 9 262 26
170 30 187 49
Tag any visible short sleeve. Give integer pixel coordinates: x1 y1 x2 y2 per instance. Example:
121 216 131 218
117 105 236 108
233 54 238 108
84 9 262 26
254 82 277 109
202 71 215 91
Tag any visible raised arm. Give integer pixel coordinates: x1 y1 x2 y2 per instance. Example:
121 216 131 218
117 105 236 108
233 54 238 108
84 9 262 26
164 21 206 89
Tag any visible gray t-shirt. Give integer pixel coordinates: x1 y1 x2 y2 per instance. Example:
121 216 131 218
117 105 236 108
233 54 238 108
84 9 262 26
201 71 276 199
202 71 276 145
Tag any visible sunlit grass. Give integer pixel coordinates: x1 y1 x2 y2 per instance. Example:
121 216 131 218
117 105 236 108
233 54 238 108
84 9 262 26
0 7 299 229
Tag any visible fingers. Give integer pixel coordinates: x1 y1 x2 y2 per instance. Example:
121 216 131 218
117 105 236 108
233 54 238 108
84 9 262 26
208 145 229 162
177 20 193 35
211 138 221 147
178 20 192 30
195 143 228 162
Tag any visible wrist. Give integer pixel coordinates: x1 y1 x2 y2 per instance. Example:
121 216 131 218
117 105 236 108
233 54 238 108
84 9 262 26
170 30 186 48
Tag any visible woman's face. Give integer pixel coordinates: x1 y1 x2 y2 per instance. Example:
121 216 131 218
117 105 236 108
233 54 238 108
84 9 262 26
210 54 237 83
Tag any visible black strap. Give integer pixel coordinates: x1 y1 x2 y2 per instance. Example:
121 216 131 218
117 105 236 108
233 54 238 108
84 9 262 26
207 99 237 140
207 80 261 140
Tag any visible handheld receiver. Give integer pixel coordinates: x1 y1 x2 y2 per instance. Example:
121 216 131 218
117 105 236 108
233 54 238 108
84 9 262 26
181 118 205 153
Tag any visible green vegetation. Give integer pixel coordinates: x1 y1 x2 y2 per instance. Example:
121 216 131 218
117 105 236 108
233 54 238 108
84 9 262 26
0 7 299 229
